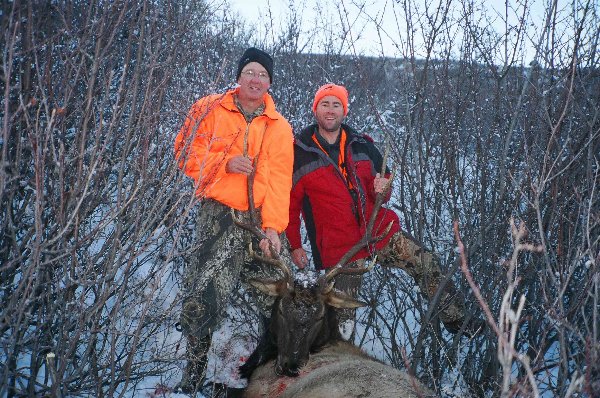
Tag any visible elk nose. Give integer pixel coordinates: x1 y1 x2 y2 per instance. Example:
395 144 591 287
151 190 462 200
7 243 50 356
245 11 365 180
282 358 300 377
284 366 300 377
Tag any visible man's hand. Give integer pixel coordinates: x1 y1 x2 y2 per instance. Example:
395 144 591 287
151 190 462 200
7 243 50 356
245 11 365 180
259 228 281 258
291 247 309 269
374 173 389 194
226 155 254 175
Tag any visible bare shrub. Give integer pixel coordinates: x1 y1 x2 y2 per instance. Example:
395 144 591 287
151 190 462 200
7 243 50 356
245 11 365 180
0 0 251 396
2 0 598 396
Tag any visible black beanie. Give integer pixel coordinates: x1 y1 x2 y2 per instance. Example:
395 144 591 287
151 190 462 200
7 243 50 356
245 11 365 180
236 47 273 83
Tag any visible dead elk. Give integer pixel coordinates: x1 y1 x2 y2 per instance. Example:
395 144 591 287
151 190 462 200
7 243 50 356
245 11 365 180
237 266 435 398
233 189 393 380
245 340 435 398
233 153 433 396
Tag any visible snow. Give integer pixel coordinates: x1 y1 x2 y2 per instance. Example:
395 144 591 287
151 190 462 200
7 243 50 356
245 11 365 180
294 269 319 288
204 302 259 389
124 296 260 397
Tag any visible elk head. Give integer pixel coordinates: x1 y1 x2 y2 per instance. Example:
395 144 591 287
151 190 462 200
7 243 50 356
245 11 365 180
245 263 374 376
233 144 393 378
235 210 389 377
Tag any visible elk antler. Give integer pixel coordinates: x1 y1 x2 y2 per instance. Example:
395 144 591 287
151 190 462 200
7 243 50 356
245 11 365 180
323 138 395 285
322 256 378 294
231 143 293 286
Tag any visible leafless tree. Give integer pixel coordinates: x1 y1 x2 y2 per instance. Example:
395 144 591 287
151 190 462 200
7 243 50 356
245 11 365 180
322 0 599 396
2 0 598 397
0 0 252 396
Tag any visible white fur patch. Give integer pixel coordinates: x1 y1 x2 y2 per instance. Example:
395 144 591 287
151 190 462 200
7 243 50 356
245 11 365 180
339 319 355 341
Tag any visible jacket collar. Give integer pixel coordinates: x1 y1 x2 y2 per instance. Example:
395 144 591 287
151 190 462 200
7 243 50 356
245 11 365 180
220 87 281 120
297 123 363 148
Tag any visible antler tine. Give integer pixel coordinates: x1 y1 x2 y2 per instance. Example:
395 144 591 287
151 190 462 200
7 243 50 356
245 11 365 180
365 168 395 232
232 145 293 285
330 170 395 267
324 219 392 285
248 243 293 282
323 255 377 286
232 207 265 239
232 214 293 284
381 134 390 176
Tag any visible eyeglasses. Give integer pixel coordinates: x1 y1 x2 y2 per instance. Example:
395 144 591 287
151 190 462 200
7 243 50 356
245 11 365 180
241 69 270 81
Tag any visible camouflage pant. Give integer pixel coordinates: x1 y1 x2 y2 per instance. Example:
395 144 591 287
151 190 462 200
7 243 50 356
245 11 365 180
335 230 465 330
180 200 281 340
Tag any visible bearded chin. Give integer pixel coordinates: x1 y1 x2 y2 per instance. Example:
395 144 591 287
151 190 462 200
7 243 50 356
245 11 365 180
323 123 341 133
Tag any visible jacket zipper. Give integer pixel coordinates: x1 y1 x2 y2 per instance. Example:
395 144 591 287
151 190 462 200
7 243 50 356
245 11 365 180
303 137 361 222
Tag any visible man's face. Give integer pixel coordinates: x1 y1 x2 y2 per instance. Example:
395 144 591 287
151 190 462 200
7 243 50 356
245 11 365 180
237 61 270 102
315 95 344 133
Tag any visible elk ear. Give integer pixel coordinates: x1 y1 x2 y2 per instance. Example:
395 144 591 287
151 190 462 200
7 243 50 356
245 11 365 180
324 290 368 309
248 278 289 297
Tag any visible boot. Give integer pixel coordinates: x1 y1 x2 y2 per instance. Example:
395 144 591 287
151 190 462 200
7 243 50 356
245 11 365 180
434 281 486 337
225 386 246 397
176 335 211 394
382 231 484 335
209 383 245 398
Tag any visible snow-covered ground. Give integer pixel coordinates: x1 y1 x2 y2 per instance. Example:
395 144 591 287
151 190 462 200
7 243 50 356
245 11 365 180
128 285 262 397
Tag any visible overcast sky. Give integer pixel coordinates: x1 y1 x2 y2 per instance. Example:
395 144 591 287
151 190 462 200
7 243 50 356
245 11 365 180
226 0 549 63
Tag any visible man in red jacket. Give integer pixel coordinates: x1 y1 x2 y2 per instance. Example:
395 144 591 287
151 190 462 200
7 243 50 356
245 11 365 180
286 83 482 339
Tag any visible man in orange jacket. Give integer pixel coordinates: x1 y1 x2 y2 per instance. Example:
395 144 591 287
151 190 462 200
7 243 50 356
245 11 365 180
174 47 293 393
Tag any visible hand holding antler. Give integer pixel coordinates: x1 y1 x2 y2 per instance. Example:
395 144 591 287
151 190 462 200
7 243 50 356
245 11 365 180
226 155 254 175
259 228 281 258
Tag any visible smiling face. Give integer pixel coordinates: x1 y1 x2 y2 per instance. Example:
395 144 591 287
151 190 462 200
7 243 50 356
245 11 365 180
315 95 345 134
237 61 271 104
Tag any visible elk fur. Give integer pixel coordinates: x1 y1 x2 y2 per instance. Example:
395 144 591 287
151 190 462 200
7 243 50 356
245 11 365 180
244 340 436 398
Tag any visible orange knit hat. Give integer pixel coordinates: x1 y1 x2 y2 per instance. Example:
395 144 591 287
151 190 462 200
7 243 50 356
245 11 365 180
312 83 349 116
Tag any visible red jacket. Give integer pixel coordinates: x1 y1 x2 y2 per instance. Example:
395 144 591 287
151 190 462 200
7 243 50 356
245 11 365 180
286 124 400 269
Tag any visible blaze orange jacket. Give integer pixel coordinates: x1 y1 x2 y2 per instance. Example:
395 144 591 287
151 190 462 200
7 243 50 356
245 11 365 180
175 88 293 233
